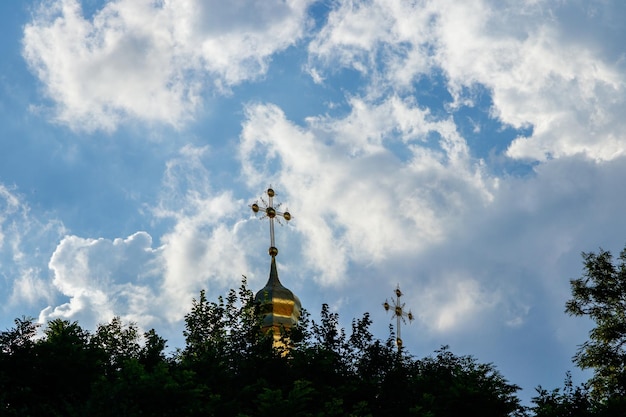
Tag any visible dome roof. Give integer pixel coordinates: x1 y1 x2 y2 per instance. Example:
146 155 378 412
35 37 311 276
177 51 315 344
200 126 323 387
254 256 301 333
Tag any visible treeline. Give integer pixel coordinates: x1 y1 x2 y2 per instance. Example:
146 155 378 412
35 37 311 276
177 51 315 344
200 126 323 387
2 244 626 416
1 281 524 417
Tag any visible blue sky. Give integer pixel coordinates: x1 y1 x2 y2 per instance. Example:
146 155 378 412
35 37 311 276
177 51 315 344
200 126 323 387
2 0 626 403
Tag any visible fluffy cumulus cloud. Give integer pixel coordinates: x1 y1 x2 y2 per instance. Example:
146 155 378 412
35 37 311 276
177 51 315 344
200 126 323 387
308 0 626 162
22 0 314 131
41 145 251 330
398 151 626 336
420 274 498 332
236 99 520 332
44 232 163 327
154 145 250 318
239 98 495 286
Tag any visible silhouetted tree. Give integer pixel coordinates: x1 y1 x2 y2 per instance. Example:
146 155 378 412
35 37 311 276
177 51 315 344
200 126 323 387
565 247 626 401
29 319 101 415
532 372 594 417
531 245 626 416
0 317 39 416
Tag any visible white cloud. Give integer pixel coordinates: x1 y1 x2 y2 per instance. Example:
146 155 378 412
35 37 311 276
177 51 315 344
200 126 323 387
157 219 250 319
22 0 314 131
0 184 65 310
10 267 49 306
154 145 250 317
44 232 163 327
42 223 248 331
239 99 494 285
308 0 436 82
419 274 498 332
41 145 251 329
405 154 626 335
338 155 626 338
308 0 626 162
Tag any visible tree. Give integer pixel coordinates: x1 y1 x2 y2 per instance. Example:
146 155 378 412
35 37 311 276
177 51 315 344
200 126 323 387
91 316 141 372
30 319 101 415
0 316 38 354
398 346 524 417
531 372 594 417
0 317 39 415
565 247 626 401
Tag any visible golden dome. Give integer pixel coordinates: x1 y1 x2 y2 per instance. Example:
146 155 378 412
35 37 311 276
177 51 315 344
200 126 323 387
255 255 301 346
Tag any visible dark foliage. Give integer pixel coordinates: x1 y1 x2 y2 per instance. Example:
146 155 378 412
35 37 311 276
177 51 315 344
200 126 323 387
0 278 525 416
565 248 626 401
531 373 594 417
530 245 626 416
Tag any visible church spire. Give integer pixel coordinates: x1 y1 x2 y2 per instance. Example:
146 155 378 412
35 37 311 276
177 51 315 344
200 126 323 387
250 187 301 348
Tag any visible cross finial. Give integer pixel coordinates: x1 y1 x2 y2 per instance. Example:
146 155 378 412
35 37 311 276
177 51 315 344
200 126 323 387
383 284 414 351
250 187 291 257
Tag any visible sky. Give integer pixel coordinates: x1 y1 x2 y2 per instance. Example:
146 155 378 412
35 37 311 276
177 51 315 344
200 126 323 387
1 0 626 404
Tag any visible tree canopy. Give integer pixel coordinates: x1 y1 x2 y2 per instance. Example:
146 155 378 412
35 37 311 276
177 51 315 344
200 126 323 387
529 245 626 416
565 247 626 401
0 278 526 417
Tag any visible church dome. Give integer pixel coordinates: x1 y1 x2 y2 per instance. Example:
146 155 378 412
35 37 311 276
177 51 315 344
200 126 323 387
254 255 301 336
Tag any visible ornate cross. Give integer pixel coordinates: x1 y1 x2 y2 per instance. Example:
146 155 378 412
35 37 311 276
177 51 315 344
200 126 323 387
383 285 414 351
250 187 291 257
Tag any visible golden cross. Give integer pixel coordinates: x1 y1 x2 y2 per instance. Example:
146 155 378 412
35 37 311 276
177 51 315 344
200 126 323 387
250 187 291 257
383 285 414 351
